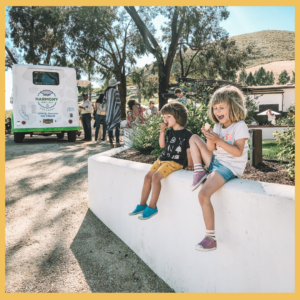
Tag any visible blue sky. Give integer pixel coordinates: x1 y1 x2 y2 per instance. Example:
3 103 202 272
5 6 295 110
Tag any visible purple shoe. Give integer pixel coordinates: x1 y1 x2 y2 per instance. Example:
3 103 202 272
195 236 217 252
191 170 209 191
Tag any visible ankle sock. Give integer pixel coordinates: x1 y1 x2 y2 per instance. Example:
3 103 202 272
205 229 216 241
194 163 204 173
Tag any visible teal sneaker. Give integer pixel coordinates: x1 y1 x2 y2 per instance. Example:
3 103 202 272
138 206 158 220
129 204 147 216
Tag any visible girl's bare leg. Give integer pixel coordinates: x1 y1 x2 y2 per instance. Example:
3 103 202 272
189 134 213 167
198 172 225 229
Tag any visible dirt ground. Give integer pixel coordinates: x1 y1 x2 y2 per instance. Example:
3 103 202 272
5 132 174 293
113 148 294 186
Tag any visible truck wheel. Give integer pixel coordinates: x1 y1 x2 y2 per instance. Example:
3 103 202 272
14 132 24 143
57 132 64 139
67 131 76 142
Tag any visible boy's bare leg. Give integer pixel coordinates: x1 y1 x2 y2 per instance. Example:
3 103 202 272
140 172 154 206
148 172 164 209
198 172 225 230
189 134 213 166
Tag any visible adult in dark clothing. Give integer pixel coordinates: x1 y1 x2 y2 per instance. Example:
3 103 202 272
103 78 121 148
79 93 92 141
94 93 107 144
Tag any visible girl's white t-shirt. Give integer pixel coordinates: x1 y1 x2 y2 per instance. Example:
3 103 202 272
213 121 250 178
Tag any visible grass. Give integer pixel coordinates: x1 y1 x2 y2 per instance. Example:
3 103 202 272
262 140 281 160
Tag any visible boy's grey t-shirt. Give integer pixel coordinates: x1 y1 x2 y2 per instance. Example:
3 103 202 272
159 128 193 166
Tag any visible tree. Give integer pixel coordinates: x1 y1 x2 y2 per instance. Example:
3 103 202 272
238 69 247 85
254 67 268 85
277 70 290 85
9 6 68 65
246 71 255 86
66 7 146 118
265 70 275 85
5 27 23 70
291 71 295 84
125 6 234 108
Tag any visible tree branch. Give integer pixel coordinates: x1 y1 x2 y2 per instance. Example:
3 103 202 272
5 46 18 64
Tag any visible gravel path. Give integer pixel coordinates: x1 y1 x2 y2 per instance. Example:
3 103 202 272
5 133 174 293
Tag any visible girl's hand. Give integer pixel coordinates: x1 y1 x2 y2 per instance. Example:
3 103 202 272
201 126 212 137
205 132 221 143
160 122 167 131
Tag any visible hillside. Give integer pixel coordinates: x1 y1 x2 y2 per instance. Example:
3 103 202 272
243 60 295 82
230 30 295 68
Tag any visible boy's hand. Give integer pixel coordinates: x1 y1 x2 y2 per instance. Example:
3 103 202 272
160 122 167 131
185 166 194 171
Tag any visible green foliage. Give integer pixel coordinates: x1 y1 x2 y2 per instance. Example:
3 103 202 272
277 69 290 85
246 71 255 86
291 71 295 84
254 67 268 85
238 69 247 85
275 104 295 126
5 110 13 119
9 7 68 65
261 141 281 160
131 115 163 157
273 114 295 179
244 93 259 125
131 98 212 157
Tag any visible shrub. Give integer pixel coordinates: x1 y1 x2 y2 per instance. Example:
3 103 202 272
131 101 212 157
273 113 295 179
131 115 163 157
275 104 295 126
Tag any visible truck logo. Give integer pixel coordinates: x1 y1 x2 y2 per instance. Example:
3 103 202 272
35 90 58 111
38 90 57 97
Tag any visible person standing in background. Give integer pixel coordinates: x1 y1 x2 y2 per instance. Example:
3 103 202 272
79 93 93 141
94 93 107 144
103 78 122 148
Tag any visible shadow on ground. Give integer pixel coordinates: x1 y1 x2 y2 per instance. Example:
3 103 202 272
70 209 174 293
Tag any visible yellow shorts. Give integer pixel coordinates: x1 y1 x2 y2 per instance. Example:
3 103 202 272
149 159 183 178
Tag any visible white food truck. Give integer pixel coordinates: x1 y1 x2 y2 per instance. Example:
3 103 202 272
10 64 82 143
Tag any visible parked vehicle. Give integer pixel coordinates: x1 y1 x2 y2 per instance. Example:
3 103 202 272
10 64 81 143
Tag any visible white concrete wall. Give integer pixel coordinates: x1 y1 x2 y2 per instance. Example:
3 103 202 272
283 89 295 111
251 88 295 112
249 126 295 140
252 93 283 111
88 148 295 293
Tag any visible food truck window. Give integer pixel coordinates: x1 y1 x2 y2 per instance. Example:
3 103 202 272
33 72 59 85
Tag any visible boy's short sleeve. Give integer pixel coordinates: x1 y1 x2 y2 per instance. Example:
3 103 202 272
186 129 193 149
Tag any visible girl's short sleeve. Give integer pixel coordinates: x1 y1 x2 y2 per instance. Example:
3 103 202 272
234 121 250 140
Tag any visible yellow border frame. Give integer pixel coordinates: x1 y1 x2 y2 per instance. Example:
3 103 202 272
3 1 297 298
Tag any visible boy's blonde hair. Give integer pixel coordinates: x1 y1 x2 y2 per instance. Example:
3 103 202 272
208 85 247 124
161 102 188 126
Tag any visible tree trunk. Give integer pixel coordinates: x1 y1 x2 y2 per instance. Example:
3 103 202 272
158 65 171 109
88 72 92 101
138 86 142 104
117 72 127 119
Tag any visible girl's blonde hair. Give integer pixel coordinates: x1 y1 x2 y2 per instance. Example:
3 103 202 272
208 85 247 124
